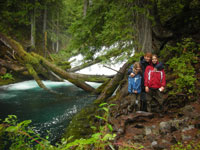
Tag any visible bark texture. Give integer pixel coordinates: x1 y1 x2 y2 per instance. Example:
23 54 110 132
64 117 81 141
133 0 153 53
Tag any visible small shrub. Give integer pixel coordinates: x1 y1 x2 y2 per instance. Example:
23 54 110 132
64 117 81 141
1 73 14 80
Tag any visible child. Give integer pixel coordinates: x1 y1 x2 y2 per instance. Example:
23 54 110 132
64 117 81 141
144 54 166 113
128 62 142 111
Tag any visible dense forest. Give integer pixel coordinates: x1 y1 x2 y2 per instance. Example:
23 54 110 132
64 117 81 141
0 0 200 149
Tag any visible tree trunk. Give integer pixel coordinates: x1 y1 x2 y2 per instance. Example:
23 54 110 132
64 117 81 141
95 62 129 104
30 7 36 49
83 0 88 17
133 0 153 53
56 12 59 53
43 4 47 57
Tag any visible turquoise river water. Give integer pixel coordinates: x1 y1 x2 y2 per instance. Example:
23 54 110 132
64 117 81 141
0 80 100 143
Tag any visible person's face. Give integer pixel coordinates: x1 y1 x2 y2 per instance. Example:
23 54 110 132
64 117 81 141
152 56 158 64
135 66 141 73
144 56 151 63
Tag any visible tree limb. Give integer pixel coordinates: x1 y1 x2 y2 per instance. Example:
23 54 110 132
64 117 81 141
94 62 129 103
31 52 96 93
68 48 124 72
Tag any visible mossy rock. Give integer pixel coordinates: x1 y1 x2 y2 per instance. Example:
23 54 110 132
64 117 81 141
63 103 102 141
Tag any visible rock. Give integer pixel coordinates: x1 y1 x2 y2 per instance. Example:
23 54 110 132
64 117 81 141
134 124 144 128
145 127 152 135
146 134 157 142
182 125 194 132
133 134 144 142
151 141 166 150
151 141 158 148
181 134 192 141
117 127 124 135
195 123 200 129
0 67 7 75
159 121 171 134
170 136 178 144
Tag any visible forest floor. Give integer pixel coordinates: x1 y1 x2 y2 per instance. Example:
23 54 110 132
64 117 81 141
110 98 200 150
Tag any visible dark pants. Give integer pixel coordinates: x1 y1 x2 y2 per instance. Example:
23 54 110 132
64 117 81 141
146 88 164 113
140 91 147 111
128 93 141 112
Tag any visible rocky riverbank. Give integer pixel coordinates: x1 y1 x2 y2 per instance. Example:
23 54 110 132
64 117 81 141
110 99 200 149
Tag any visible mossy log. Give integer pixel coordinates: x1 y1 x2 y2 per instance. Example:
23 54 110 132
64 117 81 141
31 53 96 92
0 33 115 93
94 62 130 104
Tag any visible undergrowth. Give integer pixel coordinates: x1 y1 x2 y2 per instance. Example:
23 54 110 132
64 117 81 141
160 38 199 101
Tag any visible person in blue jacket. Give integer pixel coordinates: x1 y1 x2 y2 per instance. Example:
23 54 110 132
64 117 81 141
128 62 142 111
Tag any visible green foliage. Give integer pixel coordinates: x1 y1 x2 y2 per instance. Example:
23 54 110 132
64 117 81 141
160 38 199 98
128 52 144 64
67 0 136 60
50 50 72 68
1 73 14 80
171 141 200 150
0 115 51 150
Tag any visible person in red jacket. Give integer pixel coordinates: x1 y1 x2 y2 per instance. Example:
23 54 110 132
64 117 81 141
144 54 166 113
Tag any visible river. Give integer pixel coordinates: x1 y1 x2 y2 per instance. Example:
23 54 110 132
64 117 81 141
0 80 100 143
0 60 123 144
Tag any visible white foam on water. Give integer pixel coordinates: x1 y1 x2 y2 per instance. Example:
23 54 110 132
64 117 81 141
0 93 17 99
0 53 127 91
0 80 101 92
0 80 72 91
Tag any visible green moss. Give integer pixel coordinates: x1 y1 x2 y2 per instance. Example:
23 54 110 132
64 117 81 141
63 104 100 141
0 78 15 86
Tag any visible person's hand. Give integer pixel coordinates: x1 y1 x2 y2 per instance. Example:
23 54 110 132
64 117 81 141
130 73 135 77
145 86 149 92
159 86 165 92
134 90 138 94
